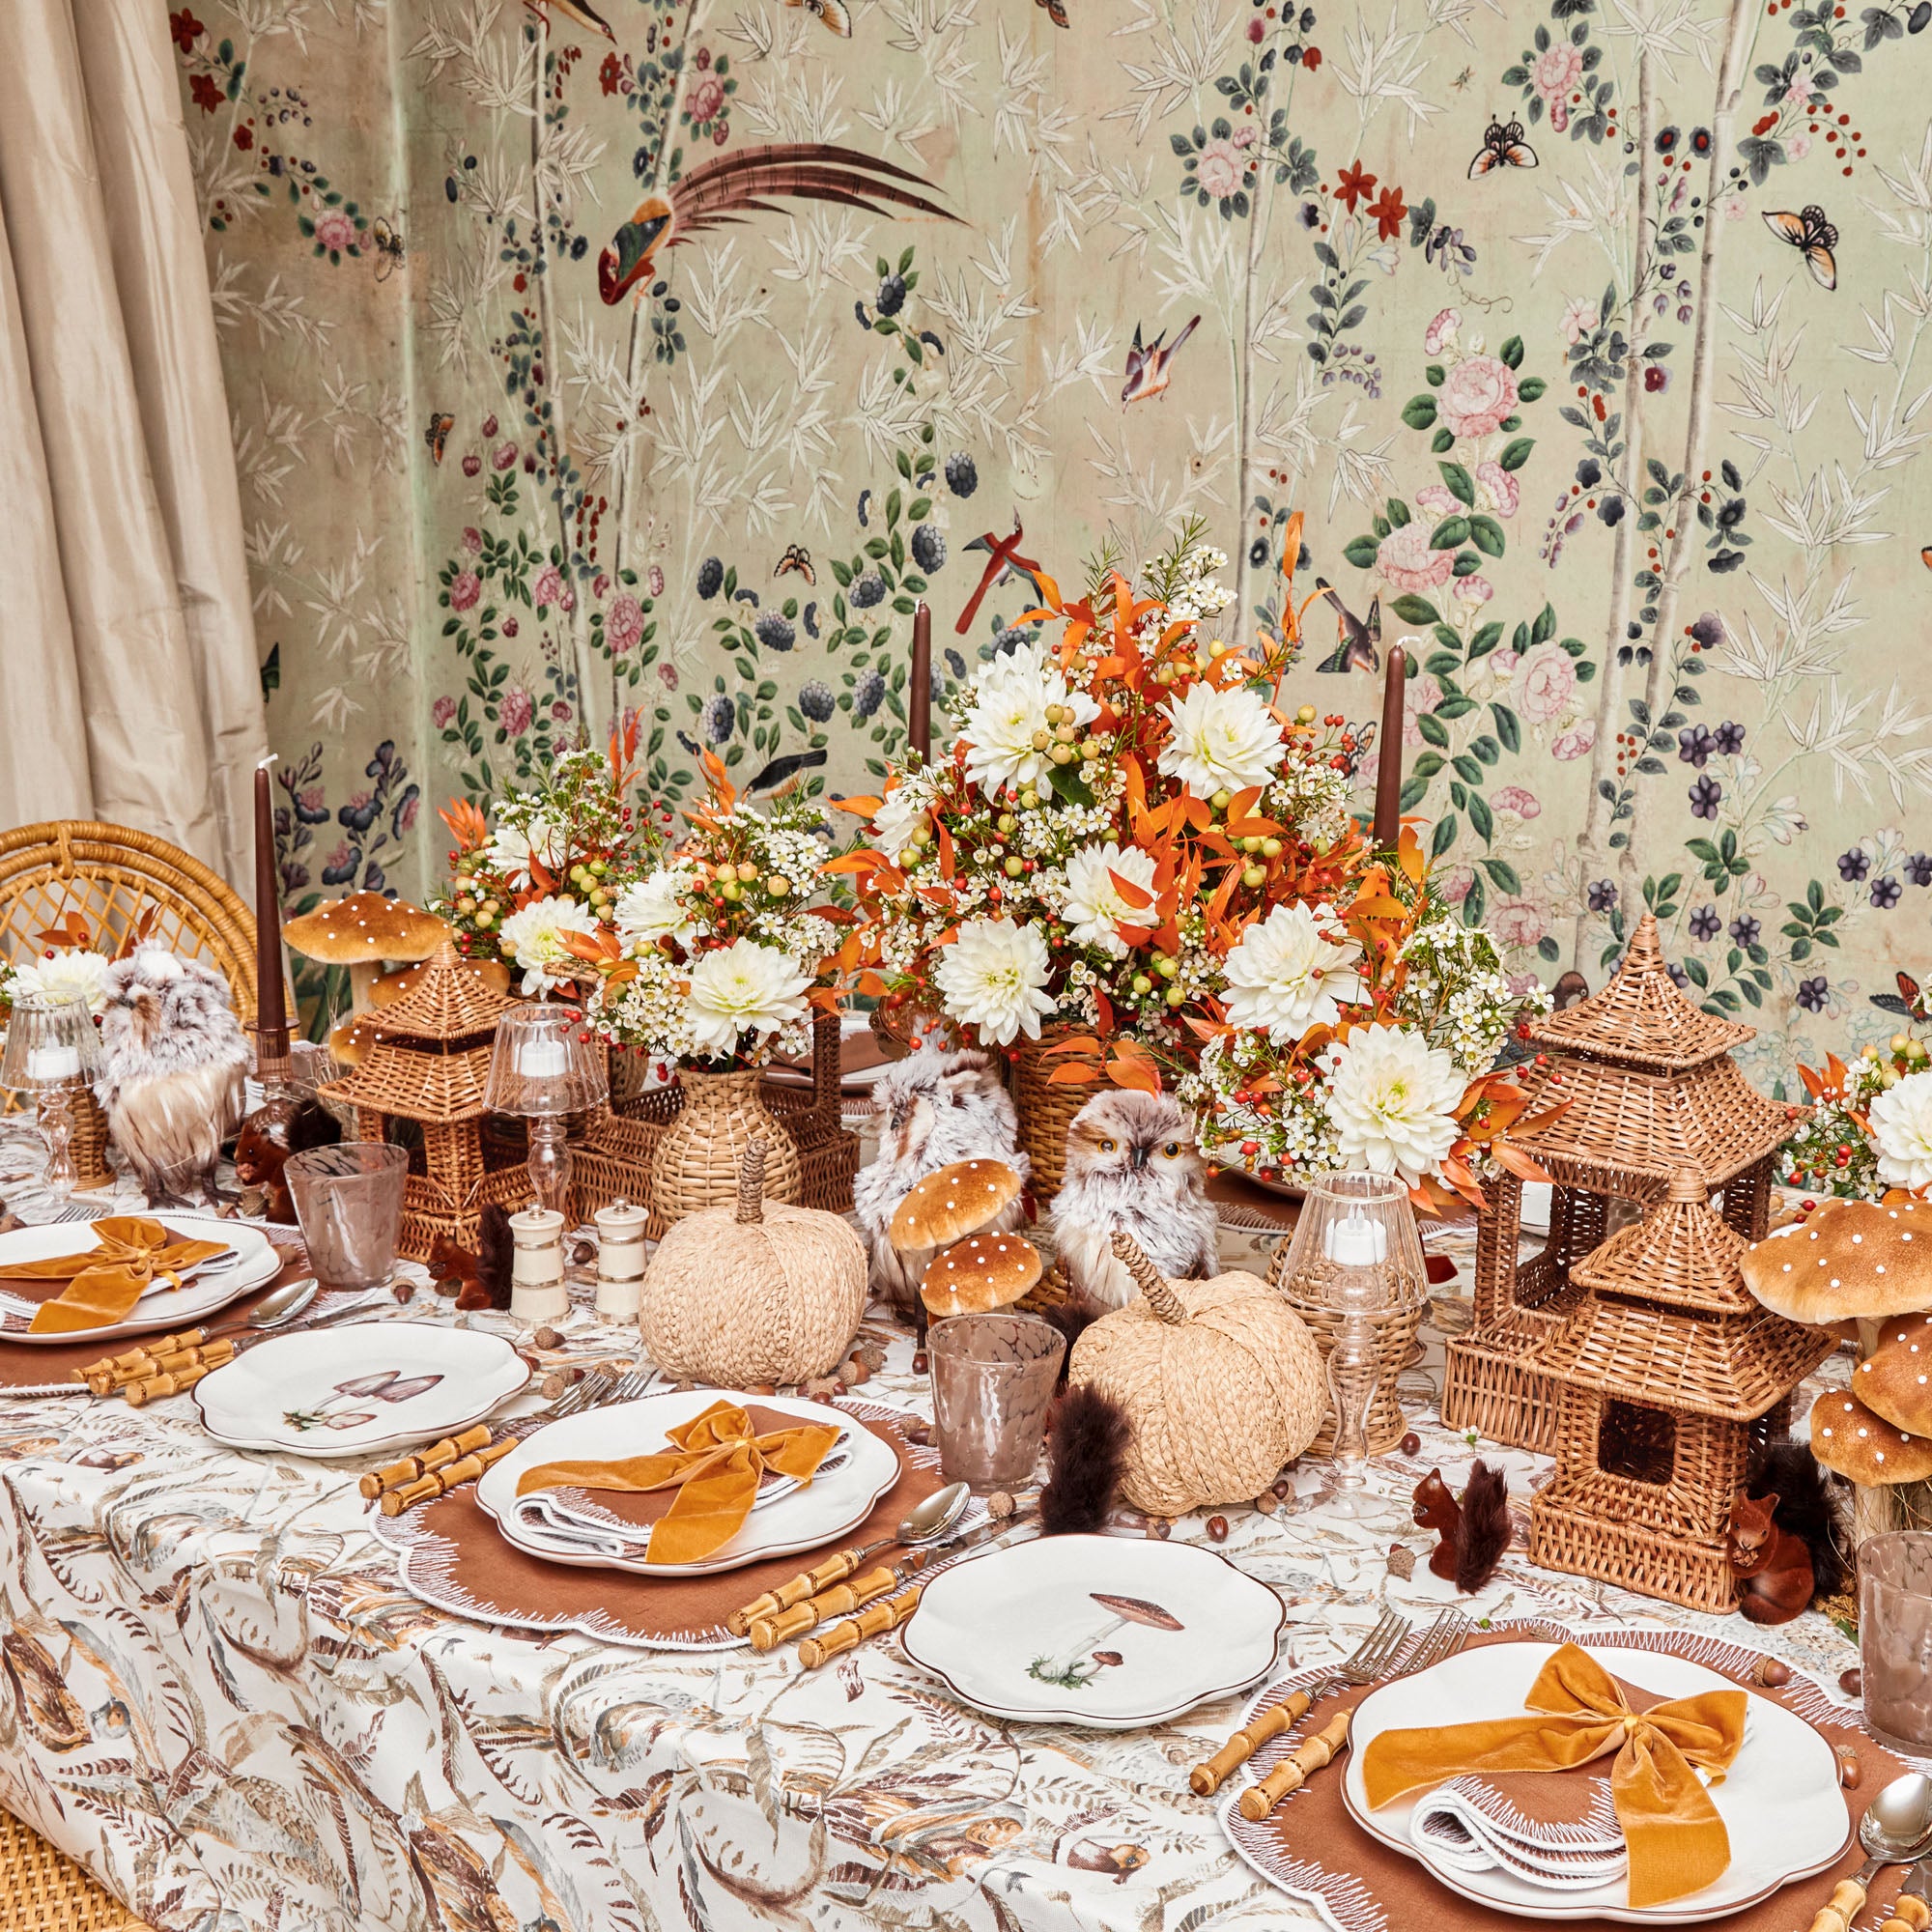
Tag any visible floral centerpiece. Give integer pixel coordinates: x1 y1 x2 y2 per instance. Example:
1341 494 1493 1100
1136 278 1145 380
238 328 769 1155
1782 1022 1932 1202
1178 833 1554 1210
432 721 649 997
5 912 123 1019
837 523 1361 1091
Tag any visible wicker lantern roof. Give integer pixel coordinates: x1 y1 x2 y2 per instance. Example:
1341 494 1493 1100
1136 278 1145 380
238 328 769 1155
1526 913 1753 1071
352 939 515 1042
1568 1171 1755 1315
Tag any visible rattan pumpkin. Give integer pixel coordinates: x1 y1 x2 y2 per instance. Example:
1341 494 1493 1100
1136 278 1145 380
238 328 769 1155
1068 1233 1323 1516
639 1140 865 1387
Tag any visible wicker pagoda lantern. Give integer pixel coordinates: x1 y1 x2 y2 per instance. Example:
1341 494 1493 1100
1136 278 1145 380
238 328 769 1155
1524 1171 1833 1611
1442 913 1792 1453
318 940 528 1259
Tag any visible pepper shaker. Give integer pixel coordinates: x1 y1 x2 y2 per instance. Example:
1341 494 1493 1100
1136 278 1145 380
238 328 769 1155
593 1199 648 1321
509 1206 569 1324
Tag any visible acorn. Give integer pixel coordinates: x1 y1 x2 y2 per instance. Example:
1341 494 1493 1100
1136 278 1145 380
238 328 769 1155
1754 1657 1792 1688
1207 1515 1229 1543
1837 1747 1862 1790
1254 1492 1280 1516
1400 1432 1422 1458
1841 1667 1863 1698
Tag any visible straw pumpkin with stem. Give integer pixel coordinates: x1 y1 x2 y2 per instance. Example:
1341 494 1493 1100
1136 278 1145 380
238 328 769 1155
1068 1233 1324 1516
639 1140 866 1388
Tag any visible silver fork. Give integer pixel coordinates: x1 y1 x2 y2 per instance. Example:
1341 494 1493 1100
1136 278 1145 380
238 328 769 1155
1232 1608 1480 1818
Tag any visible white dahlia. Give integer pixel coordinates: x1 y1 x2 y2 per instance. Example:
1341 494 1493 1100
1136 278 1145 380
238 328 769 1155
960 646 1098 801
497 895 600 996
1323 1024 1465 1186
1221 902 1365 1041
684 938 812 1059
1871 1069 1932 1191
1061 842 1159 957
1156 681 1287 798
871 777 931 858
935 916 1055 1045
614 868 695 951
485 810 567 888
11 950 112 1016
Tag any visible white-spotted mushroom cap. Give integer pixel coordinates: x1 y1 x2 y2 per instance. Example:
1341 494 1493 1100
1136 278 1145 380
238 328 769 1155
1741 1197 1932 1324
920 1232 1042 1317
1852 1310 1932 1435
1810 1386 1932 1485
890 1159 1023 1253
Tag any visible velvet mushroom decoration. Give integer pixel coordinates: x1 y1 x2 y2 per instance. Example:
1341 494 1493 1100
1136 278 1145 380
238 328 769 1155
371 954 512 1008
890 1159 1025 1283
1068 1233 1324 1516
922 1231 1043 1319
1810 1387 1932 1488
1742 1197 1932 1346
283 893 447 1017
639 1140 866 1388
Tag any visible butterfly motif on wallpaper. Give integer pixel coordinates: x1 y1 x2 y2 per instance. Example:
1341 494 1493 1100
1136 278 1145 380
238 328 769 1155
775 543 815 585
1036 0 1071 23
371 216 405 282
1762 206 1838 291
424 412 455 465
1468 118 1538 178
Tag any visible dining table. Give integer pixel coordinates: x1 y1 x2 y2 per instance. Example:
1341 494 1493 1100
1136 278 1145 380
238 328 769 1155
0 1113 1872 1932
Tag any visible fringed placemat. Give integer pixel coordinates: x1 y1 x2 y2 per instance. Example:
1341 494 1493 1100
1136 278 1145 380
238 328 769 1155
1221 1622 1899 1932
374 1399 942 1650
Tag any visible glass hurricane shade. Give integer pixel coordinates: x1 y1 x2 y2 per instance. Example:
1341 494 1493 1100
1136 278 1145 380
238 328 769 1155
1 990 101 1091
1278 1171 1429 1520
484 1005 608 1219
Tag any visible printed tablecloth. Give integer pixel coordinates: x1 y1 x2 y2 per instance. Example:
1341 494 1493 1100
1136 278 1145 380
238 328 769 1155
0 1122 1865 1932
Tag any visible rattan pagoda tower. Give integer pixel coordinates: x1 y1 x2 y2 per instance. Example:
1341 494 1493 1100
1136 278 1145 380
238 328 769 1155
319 940 529 1259
1524 1170 1833 1610
1441 914 1792 1453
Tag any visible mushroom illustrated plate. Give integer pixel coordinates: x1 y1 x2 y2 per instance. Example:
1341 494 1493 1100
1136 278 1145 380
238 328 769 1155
1338 1640 1850 1922
194 1321 530 1458
475 1387 901 1577
0 1215 278 1344
900 1532 1285 1728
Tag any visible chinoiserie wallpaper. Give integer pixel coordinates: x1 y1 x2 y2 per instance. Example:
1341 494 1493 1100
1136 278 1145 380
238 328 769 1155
171 0 1932 1085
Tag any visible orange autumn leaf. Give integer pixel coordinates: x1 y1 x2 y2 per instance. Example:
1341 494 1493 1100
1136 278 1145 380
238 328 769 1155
833 794 884 817
1105 867 1156 911
440 798 492 853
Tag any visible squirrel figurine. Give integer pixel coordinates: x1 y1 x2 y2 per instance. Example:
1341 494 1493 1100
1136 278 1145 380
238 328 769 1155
1728 1443 1846 1626
1413 1463 1511 1593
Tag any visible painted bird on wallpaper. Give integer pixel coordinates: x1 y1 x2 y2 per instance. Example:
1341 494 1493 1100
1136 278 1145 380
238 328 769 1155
1050 1091 1217 1314
1314 577 1382 672
1121 315 1200 407
786 0 852 34
955 517 1049 635
598 145 958 304
527 0 614 39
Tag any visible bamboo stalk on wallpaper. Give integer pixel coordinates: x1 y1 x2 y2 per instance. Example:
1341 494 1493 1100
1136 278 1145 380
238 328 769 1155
1619 0 1765 902
1573 49 1657 969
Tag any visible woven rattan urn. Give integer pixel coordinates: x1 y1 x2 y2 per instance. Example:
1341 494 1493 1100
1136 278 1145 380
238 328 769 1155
1522 1169 1833 1612
317 942 528 1260
1068 1233 1324 1516
639 1140 866 1386
1442 913 1791 1455
647 1066 802 1226
1010 1033 1083 1204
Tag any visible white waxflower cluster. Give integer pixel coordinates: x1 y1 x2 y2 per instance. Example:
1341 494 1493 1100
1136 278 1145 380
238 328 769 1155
1264 756 1355 854
1163 546 1234 624
1399 913 1548 1074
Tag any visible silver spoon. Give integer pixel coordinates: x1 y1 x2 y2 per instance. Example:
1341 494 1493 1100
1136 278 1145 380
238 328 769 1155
1811 1770 1932 1932
205 1275 320 1339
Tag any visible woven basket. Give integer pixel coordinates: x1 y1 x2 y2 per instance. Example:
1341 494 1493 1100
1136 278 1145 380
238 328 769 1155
0 1807 153 1930
649 1067 802 1226
1010 1033 1083 1205
71 1090 115 1192
1267 1245 1424 1457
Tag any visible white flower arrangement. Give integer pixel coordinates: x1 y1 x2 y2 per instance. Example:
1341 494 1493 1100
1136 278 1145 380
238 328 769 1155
497 895 602 997
9 949 114 1016
1871 1069 1932 1190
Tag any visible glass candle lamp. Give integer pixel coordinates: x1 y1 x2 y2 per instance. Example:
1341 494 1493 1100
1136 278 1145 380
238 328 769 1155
0 991 102 1201
1276 1170 1428 1519
483 1006 608 1217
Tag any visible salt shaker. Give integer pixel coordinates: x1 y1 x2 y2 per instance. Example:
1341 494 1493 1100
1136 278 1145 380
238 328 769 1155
593 1199 648 1321
508 1206 569 1323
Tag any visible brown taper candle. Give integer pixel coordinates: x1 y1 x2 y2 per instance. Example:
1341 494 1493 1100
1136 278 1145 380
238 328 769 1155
1372 639 1407 849
910 601 931 762
253 755 290 1065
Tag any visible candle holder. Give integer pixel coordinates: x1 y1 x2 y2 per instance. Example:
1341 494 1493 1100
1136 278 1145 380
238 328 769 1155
0 991 103 1202
483 1006 609 1217
1276 1171 1428 1519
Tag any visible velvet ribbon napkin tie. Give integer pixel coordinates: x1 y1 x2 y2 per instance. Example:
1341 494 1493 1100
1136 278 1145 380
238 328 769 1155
1360 1643 1747 1909
514 1399 840 1565
0 1217 232 1334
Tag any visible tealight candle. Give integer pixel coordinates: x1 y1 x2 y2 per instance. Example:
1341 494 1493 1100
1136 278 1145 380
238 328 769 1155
514 1035 571 1079
25 1044 81 1083
509 1205 569 1323
1324 1210 1388 1268
593 1199 648 1321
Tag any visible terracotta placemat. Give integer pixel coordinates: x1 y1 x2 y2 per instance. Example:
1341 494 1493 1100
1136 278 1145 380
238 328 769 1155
376 1400 943 1650
1222 1623 1906 1932
0 1241 314 1394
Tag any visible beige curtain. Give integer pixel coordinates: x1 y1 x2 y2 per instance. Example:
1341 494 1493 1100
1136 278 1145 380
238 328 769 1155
0 0 265 891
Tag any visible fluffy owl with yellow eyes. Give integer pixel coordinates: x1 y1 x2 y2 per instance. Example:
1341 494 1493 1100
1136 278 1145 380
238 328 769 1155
1049 1090 1217 1313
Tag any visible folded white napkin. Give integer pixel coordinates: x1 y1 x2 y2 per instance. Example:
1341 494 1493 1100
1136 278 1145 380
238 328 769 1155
1410 1774 1627 1891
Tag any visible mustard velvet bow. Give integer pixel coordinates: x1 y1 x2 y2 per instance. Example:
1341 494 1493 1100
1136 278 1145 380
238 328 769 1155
1360 1642 1747 1908
515 1398 841 1566
0 1217 231 1334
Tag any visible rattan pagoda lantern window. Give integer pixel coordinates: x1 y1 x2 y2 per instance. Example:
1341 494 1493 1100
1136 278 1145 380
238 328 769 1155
317 940 528 1260
1522 1169 1833 1613
1442 913 1794 1454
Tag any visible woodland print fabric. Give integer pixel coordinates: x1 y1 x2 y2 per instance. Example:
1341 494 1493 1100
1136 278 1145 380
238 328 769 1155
172 0 1932 1086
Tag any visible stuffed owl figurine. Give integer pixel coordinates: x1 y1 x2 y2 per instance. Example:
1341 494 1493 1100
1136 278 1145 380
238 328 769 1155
854 1045 1029 1309
1050 1089 1217 1313
97 947 251 1204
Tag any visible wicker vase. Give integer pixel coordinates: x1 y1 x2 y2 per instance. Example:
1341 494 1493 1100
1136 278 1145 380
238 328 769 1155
648 1067 802 1227
1267 1240 1425 1457
1010 1033 1084 1206
71 1089 115 1192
